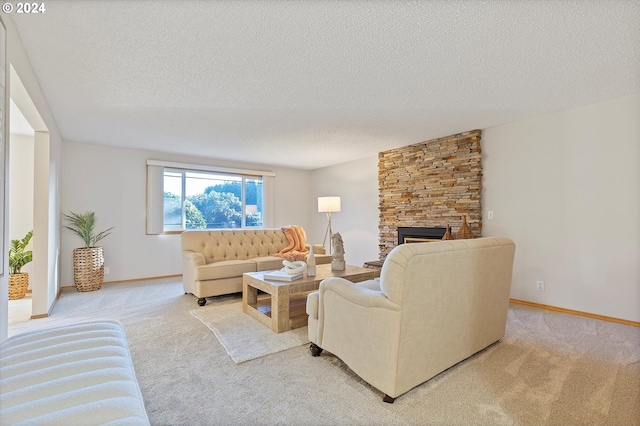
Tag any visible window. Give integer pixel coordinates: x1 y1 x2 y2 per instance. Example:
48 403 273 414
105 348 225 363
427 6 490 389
163 169 263 231
146 160 274 234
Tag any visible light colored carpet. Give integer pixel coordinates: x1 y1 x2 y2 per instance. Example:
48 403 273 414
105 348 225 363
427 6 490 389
7 278 640 425
7 293 32 326
190 302 309 363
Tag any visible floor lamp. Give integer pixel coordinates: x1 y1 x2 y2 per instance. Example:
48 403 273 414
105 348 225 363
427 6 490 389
318 196 341 255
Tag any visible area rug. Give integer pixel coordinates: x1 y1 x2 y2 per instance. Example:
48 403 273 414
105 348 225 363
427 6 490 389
190 302 309 363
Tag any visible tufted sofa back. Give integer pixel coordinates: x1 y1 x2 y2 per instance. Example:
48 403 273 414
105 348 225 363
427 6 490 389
181 229 290 263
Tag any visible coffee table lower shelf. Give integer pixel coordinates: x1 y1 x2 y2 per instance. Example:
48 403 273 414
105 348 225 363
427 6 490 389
242 264 376 333
247 292 314 331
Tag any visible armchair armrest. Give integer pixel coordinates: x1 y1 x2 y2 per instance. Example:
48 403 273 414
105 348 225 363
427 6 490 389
320 277 400 311
312 277 403 382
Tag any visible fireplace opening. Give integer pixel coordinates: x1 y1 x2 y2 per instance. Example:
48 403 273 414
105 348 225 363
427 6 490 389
397 227 446 245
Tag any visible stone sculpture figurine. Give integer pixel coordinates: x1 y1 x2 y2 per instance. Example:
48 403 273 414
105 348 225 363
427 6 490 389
331 232 345 271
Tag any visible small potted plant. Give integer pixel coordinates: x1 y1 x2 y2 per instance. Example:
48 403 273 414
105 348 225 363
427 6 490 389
8 230 33 299
63 211 114 292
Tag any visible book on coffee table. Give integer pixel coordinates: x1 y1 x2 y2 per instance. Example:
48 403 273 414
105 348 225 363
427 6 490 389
263 270 303 281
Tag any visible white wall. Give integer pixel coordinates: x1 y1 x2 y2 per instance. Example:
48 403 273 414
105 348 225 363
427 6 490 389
272 166 312 228
60 141 314 285
34 131 60 316
8 133 34 277
0 16 6 341
308 95 639 323
482 93 640 322
310 156 379 268
2 14 63 339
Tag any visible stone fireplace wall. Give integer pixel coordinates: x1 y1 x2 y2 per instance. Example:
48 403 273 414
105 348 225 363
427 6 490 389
378 129 482 259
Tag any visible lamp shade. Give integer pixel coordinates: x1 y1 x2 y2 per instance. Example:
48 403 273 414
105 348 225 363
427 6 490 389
318 196 341 213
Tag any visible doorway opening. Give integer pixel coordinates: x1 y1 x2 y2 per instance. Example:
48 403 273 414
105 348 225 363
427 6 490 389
7 64 50 326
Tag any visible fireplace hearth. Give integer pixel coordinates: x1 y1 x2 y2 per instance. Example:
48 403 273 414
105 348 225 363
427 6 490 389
397 227 447 245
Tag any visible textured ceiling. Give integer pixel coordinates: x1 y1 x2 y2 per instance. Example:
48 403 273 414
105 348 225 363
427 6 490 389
10 1 640 170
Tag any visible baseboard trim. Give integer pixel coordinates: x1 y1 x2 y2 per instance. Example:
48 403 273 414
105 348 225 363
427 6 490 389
103 274 182 285
61 274 182 289
29 287 62 319
509 299 640 328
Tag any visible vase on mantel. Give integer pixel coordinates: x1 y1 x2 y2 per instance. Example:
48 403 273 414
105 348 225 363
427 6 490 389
442 225 454 240
455 216 473 239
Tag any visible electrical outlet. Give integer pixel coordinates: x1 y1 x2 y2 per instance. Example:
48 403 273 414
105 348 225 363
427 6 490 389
536 280 544 291
488 211 494 220
105 266 110 275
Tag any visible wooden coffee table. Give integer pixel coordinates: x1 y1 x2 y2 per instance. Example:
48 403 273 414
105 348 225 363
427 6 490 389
242 264 376 333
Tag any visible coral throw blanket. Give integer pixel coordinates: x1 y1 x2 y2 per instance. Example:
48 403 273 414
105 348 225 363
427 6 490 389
276 225 309 261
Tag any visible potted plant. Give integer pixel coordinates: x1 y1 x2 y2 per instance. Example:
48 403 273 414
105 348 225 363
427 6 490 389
8 230 33 300
63 211 114 292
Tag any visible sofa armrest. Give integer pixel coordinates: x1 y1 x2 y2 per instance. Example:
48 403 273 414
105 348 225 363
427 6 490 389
305 243 326 255
182 251 205 294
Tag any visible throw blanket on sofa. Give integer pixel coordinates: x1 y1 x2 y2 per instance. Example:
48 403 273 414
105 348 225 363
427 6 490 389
276 225 309 261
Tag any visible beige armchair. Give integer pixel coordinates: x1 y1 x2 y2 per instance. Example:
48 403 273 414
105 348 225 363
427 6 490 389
306 237 516 403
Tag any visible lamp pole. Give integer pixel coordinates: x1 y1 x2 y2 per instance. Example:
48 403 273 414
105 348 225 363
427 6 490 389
322 211 333 254
318 196 341 256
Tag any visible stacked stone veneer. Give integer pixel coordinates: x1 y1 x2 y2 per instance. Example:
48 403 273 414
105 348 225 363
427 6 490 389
378 129 482 259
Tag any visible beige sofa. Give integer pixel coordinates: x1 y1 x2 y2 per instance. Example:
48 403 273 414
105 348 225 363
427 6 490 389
182 228 331 305
306 237 516 402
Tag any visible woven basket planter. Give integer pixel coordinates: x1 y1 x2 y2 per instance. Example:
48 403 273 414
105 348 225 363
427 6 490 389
72 247 105 292
9 273 29 300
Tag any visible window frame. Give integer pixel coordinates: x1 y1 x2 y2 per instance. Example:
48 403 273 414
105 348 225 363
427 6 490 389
164 167 262 232
146 160 275 235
